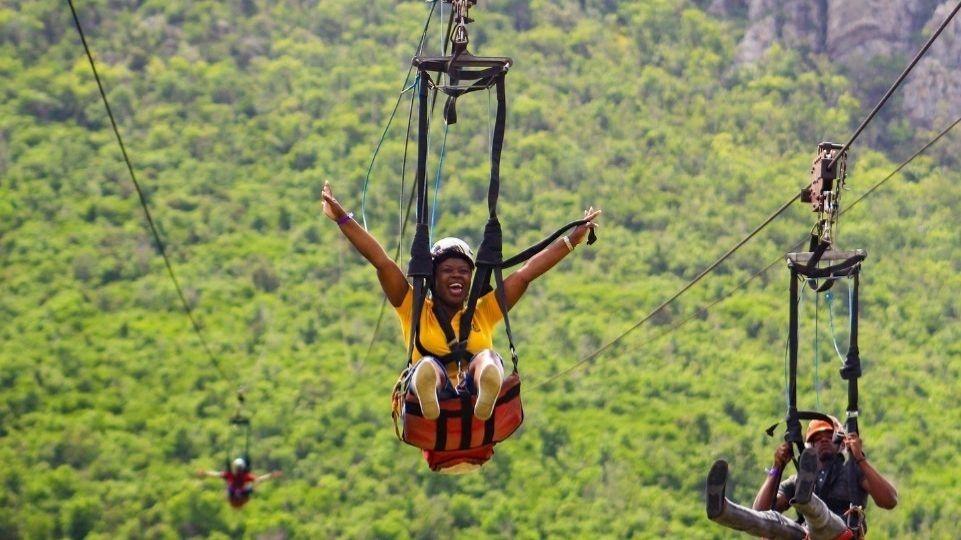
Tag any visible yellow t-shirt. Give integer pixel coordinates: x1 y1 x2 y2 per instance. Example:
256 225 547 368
394 285 505 363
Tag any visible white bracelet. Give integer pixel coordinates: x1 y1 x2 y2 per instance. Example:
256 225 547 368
562 236 574 252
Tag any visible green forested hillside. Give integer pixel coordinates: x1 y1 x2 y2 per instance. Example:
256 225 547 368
2 0 960 537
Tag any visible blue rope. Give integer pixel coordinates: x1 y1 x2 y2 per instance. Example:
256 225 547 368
429 122 450 233
814 290 821 410
825 290 848 362
360 0 438 229
361 79 418 229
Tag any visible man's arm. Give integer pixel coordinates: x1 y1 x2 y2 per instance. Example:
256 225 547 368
753 442 793 512
847 433 898 509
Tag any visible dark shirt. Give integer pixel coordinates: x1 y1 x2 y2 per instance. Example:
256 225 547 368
779 453 867 527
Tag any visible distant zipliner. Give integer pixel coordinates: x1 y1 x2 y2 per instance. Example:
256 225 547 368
197 414 281 507
705 144 898 538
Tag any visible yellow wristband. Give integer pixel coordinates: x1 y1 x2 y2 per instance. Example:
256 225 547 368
563 236 574 252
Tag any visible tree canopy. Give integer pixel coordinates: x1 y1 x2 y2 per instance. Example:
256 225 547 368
2 0 960 537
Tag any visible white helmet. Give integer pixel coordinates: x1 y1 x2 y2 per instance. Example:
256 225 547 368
232 457 247 473
430 237 474 267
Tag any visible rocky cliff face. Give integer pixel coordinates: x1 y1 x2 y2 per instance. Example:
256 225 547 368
710 0 960 130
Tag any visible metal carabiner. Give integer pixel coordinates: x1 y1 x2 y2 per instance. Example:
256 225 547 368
452 23 468 45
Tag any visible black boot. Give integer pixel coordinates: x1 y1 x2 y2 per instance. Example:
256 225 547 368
706 459 728 519
793 447 818 505
705 459 807 539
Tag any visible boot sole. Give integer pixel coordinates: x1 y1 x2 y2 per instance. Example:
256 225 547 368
473 363 502 421
793 448 818 505
706 459 728 519
413 362 440 420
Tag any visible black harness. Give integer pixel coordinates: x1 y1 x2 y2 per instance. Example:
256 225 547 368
403 51 596 381
781 244 868 533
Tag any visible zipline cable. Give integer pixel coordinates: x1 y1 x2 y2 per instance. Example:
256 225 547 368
363 77 423 363
829 0 961 168
68 0 233 386
532 192 801 388
533 114 961 389
534 16 961 388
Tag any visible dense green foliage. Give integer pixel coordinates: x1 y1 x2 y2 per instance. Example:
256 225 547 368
2 0 961 537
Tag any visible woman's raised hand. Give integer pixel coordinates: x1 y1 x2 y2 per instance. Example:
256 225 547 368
322 181 347 222
570 206 601 245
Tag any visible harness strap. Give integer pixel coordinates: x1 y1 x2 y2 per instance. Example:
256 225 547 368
459 393 472 449
434 408 448 451
454 74 508 355
497 219 597 268
842 269 868 522
794 256 864 279
483 414 496 445
405 72 434 368
785 266 804 459
493 266 518 371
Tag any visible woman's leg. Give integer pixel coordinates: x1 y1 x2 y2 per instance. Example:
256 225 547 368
411 357 445 420
469 350 505 420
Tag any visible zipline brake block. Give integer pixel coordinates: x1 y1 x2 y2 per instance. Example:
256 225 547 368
801 142 846 214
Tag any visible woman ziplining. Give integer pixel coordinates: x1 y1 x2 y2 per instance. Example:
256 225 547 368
328 0 601 473
323 183 599 473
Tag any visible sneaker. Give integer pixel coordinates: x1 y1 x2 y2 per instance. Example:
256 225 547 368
412 361 440 420
793 447 818 505
473 362 503 421
705 459 728 519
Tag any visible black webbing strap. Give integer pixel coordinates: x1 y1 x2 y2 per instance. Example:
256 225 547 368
459 222 498 350
405 71 435 370
494 267 518 371
483 416 496 445
497 219 597 268
841 269 868 521
428 63 503 125
794 255 864 280
434 411 447 451
459 394 472 450
456 73 508 350
428 302 473 365
488 75 506 216
785 266 804 457
844 269 868 524
806 235 830 267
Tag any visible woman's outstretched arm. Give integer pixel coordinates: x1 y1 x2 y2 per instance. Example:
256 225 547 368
323 181 408 307
500 207 601 310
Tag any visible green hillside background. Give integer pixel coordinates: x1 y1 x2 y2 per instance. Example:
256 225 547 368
2 0 960 537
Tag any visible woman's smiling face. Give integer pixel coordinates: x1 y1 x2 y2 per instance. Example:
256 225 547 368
434 257 472 307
